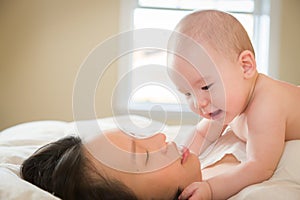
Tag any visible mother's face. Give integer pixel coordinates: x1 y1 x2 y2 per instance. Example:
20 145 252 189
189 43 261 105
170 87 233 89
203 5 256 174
84 130 202 199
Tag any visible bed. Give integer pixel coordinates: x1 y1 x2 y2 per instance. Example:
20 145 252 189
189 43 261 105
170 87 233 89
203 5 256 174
1 115 300 199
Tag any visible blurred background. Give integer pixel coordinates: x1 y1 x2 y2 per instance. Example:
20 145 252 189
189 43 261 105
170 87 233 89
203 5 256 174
0 0 299 130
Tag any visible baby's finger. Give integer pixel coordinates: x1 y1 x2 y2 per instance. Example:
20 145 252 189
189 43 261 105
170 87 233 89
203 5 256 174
188 195 202 200
178 182 201 200
186 190 204 200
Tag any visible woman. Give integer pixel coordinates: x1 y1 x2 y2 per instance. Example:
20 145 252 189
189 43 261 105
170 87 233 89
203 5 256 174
21 129 205 200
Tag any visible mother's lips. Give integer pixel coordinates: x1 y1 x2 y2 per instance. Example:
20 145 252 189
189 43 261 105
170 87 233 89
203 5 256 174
180 146 190 164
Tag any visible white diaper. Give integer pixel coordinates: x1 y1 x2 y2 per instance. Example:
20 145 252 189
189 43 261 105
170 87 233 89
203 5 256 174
199 130 246 169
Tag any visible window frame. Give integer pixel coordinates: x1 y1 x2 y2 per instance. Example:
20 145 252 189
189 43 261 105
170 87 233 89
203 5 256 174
117 0 281 124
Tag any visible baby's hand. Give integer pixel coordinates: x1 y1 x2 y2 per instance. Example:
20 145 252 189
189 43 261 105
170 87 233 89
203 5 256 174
178 181 212 200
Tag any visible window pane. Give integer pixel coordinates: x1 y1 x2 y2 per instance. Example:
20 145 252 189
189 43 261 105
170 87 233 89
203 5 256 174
131 85 179 104
138 0 181 9
132 8 255 105
132 9 190 105
139 0 254 13
130 50 187 105
232 13 254 40
134 8 190 30
132 50 166 69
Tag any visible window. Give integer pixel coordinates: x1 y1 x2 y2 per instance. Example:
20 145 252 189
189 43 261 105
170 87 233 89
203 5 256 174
118 0 272 124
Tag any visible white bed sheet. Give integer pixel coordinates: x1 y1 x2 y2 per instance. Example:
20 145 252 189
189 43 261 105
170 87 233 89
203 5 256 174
230 139 300 199
1 117 300 199
200 130 300 199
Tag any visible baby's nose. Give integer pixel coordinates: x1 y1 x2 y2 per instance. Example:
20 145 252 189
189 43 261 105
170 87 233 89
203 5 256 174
194 96 209 110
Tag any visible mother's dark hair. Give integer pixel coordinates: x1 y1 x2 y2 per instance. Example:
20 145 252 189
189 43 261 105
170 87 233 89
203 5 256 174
21 136 138 200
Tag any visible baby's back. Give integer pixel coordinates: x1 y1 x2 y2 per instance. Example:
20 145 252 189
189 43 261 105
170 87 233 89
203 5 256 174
263 75 300 140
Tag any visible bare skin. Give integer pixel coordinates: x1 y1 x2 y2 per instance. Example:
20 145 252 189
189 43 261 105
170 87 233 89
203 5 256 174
202 154 240 180
84 130 202 200
168 10 300 199
84 129 242 200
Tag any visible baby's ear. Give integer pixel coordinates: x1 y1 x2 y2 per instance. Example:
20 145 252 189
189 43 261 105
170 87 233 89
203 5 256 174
238 50 256 78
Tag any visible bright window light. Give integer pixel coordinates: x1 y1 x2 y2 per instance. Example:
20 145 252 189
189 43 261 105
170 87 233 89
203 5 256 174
121 0 269 115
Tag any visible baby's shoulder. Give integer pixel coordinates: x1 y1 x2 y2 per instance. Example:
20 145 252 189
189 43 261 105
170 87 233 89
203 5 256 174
253 74 299 101
248 74 299 119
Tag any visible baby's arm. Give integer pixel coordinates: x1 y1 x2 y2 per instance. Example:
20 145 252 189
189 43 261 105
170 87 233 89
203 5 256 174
188 119 226 156
210 112 285 198
180 101 286 199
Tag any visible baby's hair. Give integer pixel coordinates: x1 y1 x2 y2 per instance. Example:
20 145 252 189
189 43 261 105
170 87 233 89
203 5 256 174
176 10 255 61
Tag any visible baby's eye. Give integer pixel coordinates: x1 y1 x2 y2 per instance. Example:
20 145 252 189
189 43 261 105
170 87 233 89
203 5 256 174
184 92 191 97
201 83 213 91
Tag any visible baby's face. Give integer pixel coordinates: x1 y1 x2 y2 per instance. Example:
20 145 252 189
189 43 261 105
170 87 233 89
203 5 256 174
168 28 249 124
168 47 247 124
168 53 226 122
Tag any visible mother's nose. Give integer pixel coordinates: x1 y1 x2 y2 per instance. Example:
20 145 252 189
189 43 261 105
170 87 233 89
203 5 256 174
145 133 167 149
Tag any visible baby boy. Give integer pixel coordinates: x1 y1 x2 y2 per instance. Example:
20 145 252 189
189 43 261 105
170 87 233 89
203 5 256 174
167 10 300 199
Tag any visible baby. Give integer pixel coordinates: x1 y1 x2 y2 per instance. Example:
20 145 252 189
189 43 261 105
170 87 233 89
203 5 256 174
167 10 300 199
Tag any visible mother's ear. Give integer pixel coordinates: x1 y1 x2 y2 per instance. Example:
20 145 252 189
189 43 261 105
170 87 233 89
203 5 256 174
238 50 256 79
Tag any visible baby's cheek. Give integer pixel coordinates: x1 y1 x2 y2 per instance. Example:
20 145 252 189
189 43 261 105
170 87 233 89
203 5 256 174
188 100 199 114
186 98 195 111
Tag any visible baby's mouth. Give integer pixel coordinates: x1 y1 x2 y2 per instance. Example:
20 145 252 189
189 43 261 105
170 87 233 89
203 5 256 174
209 109 223 119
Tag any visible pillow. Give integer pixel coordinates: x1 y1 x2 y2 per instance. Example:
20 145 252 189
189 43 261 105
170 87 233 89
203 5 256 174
0 166 59 200
0 120 68 200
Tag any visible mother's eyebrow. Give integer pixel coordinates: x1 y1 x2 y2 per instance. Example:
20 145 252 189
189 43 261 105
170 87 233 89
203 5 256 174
131 139 150 166
131 140 136 164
